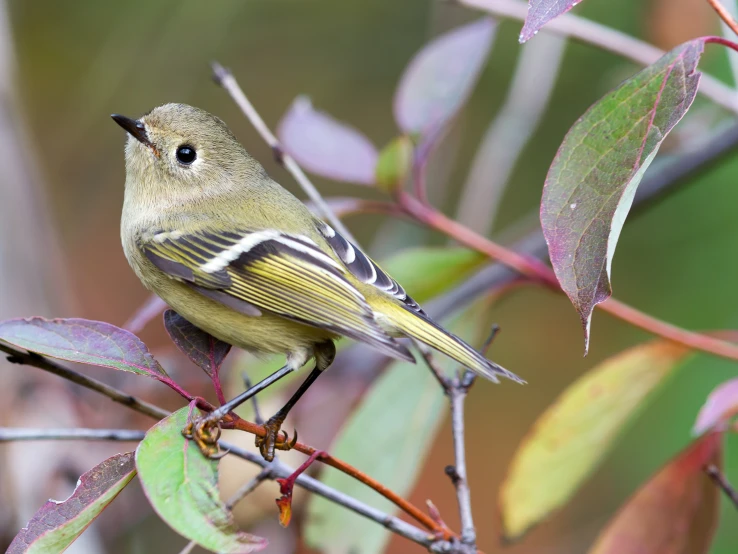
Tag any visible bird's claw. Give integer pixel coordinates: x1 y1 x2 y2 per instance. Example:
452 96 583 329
183 416 223 459
255 417 298 462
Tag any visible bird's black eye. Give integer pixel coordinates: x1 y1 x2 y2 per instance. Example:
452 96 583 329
175 145 196 165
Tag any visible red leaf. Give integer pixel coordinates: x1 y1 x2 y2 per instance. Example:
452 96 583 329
8 452 136 554
0 317 167 378
588 432 722 554
163 310 231 379
520 0 581 43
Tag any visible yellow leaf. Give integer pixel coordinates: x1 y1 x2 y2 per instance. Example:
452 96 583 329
499 341 690 540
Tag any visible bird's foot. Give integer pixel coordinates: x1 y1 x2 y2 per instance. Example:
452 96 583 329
255 416 298 462
183 416 225 459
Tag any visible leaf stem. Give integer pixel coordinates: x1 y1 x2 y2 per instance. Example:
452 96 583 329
707 0 738 38
210 61 358 245
398 193 738 361
458 0 738 113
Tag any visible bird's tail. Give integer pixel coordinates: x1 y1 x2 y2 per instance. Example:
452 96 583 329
388 308 525 384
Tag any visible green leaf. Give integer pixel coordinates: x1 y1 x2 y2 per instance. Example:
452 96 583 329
540 40 704 349
500 341 692 540
136 406 267 553
375 136 413 193
305 302 494 554
0 317 167 378
380 247 486 304
589 432 722 554
8 452 136 554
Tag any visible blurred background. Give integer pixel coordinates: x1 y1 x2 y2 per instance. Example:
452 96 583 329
1 0 737 552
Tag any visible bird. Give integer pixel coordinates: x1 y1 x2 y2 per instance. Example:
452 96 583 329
112 103 523 461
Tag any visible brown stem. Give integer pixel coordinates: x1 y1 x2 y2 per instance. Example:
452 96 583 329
229 417 455 539
705 464 738 510
707 0 738 37
398 193 738 361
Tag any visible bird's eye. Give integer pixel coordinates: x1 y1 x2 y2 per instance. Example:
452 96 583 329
175 145 196 165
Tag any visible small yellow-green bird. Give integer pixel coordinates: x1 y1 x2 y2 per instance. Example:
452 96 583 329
113 103 523 460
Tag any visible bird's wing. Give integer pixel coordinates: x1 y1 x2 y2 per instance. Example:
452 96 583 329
139 228 413 361
315 220 425 314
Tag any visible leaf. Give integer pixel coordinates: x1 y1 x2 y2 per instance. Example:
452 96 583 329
136 406 266 553
520 0 581 43
277 96 378 185
500 340 691 540
0 317 167 378
375 136 413 193
540 40 703 348
693 378 738 435
164 310 231 378
8 452 137 554
588 432 722 554
394 18 495 136
305 302 493 554
381 247 486 304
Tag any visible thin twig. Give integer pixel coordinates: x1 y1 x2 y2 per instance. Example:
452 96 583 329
0 428 146 442
705 464 738 510
399 192 738 361
123 294 167 335
225 467 273 511
458 0 738 113
448 382 475 549
2 342 451 548
708 0 738 38
1 344 168 420
210 61 358 245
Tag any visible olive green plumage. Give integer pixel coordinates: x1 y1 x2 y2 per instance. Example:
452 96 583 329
116 103 522 384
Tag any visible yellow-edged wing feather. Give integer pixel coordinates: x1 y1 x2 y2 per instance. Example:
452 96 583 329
139 228 413 362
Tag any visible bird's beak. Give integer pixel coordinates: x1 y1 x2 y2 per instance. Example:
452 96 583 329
111 114 152 147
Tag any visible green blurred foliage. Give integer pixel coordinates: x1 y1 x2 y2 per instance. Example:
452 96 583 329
4 0 737 552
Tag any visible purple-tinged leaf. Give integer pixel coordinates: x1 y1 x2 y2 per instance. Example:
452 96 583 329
693 378 738 435
8 452 136 554
540 40 703 350
0 317 167 378
163 310 231 379
136 406 267 553
520 1 581 43
394 18 495 136
278 96 378 185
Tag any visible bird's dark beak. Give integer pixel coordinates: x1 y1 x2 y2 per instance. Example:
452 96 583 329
111 114 152 147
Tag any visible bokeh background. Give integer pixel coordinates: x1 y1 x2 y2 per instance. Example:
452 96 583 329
1 0 737 552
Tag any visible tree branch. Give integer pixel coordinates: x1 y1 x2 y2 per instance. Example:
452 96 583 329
707 0 738 38
0 428 146 442
2 341 453 549
210 62 358 245
458 0 738 114
425 122 738 320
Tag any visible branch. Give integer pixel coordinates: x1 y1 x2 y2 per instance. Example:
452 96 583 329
0 428 146 442
2 342 452 549
707 0 738 38
210 62 359 245
123 294 167 335
400 192 738 361
458 0 738 114
705 464 738 510
0 343 168 420
425 122 738 320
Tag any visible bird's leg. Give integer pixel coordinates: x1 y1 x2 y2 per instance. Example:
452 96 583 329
189 364 295 458
256 341 336 462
